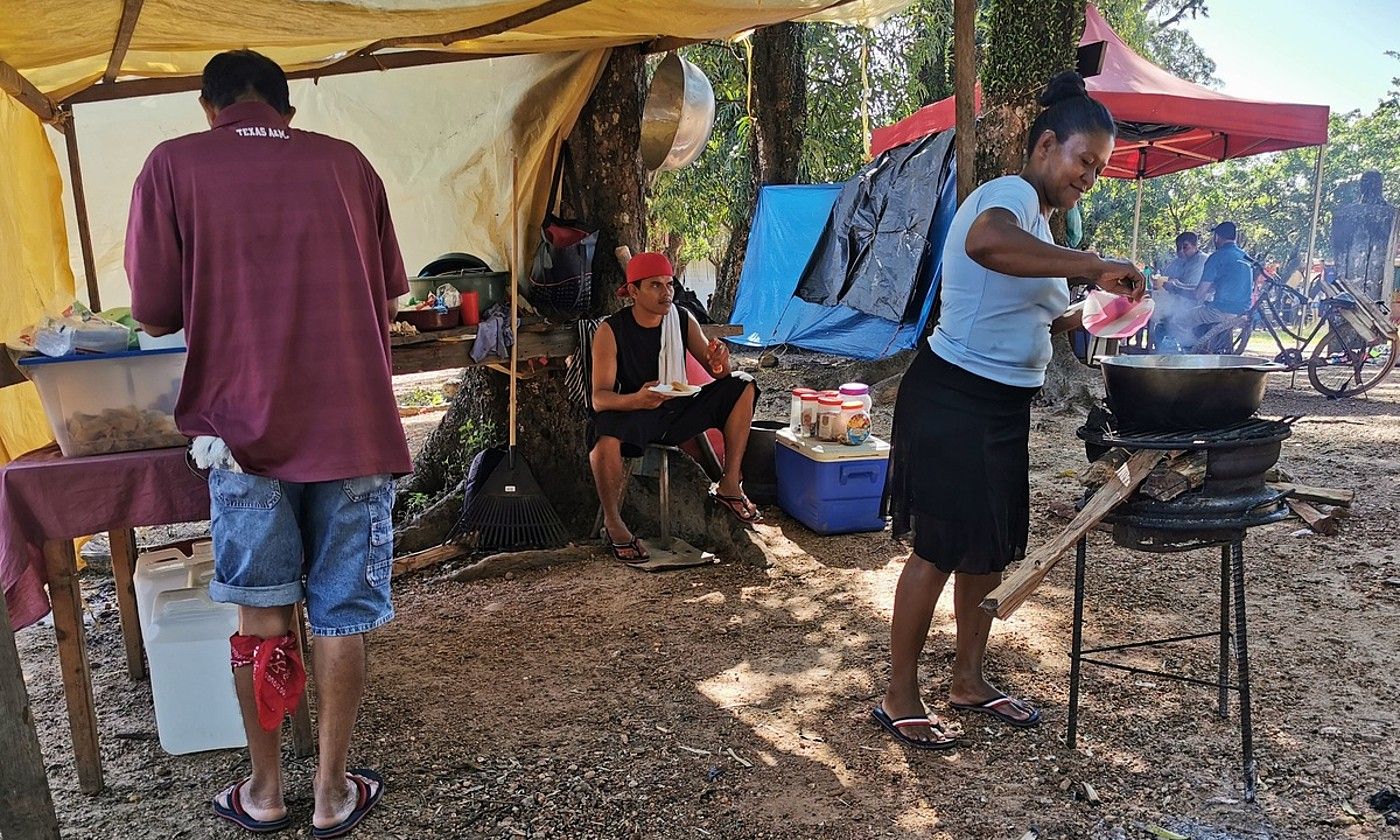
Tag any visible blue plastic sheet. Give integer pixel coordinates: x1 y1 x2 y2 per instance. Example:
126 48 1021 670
728 174 955 360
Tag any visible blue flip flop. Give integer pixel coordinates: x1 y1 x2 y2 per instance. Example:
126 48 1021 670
212 779 291 834
311 768 385 839
870 705 960 750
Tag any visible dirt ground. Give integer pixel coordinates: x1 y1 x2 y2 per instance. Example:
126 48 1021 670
12 366 1400 840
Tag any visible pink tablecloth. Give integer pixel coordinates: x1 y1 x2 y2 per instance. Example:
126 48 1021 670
0 446 210 631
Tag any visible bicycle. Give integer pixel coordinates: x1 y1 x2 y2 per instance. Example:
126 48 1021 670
1188 268 1397 398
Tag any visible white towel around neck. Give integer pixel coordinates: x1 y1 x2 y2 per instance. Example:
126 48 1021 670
657 304 688 388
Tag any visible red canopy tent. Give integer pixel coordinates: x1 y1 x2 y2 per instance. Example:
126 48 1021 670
871 3 1330 178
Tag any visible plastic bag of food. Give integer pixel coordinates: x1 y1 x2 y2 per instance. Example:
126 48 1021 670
1082 290 1154 339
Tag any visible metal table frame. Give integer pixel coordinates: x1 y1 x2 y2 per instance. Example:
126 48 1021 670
1066 537 1257 801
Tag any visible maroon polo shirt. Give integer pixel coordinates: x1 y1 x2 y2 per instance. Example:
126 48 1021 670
126 101 412 482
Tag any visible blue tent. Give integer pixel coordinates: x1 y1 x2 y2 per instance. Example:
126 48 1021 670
727 175 956 360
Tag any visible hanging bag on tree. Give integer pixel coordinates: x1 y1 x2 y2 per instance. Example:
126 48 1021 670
528 146 597 313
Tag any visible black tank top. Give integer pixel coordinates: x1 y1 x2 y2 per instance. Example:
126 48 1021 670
604 306 693 395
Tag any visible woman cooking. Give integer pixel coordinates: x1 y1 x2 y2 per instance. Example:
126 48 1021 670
873 71 1146 748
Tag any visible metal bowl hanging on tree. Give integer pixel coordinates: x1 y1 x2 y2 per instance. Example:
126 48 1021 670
641 52 716 172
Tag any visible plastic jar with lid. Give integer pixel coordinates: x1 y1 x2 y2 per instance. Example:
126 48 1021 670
839 382 873 413
816 395 845 441
799 392 821 436
790 388 815 435
839 400 872 445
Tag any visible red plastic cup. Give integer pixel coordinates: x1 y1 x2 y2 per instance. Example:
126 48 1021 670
460 291 481 326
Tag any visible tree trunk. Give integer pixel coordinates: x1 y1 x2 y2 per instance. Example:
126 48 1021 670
394 47 764 556
565 46 649 315
976 0 1093 408
396 48 650 544
710 23 807 321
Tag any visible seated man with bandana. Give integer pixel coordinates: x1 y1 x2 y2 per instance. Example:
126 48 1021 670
589 252 762 563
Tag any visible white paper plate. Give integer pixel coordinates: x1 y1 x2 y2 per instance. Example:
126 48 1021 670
649 383 701 397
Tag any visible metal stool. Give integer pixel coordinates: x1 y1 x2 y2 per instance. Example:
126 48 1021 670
596 443 716 571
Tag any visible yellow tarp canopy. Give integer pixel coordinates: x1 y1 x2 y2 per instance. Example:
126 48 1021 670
3 1 910 98
0 1 910 463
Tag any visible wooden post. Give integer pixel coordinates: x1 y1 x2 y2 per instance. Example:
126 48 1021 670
289 604 315 758
0 58 61 124
0 583 62 840
41 538 104 794
1298 145 1326 340
60 106 102 311
102 0 146 84
1130 177 1144 264
953 0 977 204
108 528 146 681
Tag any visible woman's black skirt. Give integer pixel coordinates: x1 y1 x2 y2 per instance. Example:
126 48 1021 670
883 343 1039 575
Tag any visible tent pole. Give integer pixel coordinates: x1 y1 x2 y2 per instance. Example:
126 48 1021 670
953 0 976 204
1130 177 1144 264
60 106 101 311
1299 144 1325 337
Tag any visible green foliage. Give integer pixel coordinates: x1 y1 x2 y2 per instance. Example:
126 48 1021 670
457 417 497 457
403 492 433 517
1098 0 1217 85
1081 106 1400 269
399 386 445 408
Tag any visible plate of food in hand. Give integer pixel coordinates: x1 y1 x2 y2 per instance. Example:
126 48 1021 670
650 381 702 397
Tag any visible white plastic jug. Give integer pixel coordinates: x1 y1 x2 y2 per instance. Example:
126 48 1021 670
133 543 213 636
146 586 245 755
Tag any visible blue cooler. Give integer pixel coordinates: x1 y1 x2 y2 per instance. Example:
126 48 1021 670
775 429 890 535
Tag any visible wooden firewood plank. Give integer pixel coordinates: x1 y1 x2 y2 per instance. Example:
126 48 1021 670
392 544 467 578
1047 501 1112 533
1078 447 1130 488
983 448 1167 619
1267 482 1354 508
1285 498 1344 535
1141 451 1209 502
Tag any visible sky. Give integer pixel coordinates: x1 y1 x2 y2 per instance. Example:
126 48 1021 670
1181 0 1397 114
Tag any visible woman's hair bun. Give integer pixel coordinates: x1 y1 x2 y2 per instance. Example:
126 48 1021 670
1038 71 1088 108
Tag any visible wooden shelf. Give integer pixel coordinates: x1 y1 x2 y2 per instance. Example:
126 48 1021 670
391 320 743 376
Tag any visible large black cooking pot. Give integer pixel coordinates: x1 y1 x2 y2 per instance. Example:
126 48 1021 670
1100 355 1285 430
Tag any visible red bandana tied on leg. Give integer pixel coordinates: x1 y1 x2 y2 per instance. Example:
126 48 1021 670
230 633 307 732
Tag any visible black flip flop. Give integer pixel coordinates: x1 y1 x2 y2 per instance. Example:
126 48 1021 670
870 706 960 750
600 527 650 564
212 779 291 834
710 490 764 524
311 769 384 839
949 693 1043 728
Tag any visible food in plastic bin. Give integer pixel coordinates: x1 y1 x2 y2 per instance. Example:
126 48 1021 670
67 408 186 455
17 348 188 457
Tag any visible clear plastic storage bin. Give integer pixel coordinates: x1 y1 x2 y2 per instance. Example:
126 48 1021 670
17 348 188 457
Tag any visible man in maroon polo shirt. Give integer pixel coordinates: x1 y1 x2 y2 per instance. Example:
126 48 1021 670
126 51 408 837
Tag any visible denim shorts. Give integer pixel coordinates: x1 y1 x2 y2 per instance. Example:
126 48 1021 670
207 469 395 637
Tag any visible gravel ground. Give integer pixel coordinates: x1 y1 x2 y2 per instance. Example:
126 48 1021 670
12 363 1400 839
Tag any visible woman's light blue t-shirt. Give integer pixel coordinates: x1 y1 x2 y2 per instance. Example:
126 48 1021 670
928 175 1071 388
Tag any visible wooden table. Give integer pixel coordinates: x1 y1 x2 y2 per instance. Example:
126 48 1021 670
0 447 313 803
